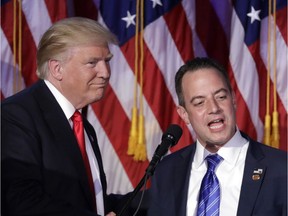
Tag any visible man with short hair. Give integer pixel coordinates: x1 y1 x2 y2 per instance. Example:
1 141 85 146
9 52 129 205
2 17 119 216
147 57 287 216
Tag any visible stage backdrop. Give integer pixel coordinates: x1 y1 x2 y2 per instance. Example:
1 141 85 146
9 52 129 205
1 0 287 194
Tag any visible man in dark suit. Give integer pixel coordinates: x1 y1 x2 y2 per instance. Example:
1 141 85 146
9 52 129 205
147 57 287 216
1 17 122 216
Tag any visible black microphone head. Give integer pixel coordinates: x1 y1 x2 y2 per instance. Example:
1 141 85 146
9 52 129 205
162 124 183 146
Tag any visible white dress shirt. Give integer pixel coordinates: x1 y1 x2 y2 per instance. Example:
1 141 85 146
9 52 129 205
44 80 104 215
186 129 249 216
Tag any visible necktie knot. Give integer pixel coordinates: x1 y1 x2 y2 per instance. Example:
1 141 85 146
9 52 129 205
71 110 82 123
71 111 84 142
206 154 223 172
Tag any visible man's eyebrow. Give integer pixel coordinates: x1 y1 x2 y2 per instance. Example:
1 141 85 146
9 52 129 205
214 88 228 95
87 53 113 60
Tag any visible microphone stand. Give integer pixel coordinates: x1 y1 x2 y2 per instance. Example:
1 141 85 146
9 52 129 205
117 173 148 216
117 146 160 216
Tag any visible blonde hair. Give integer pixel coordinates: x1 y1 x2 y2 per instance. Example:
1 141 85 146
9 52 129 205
36 17 118 79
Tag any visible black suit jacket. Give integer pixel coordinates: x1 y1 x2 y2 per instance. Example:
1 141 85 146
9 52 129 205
1 80 118 216
147 133 287 216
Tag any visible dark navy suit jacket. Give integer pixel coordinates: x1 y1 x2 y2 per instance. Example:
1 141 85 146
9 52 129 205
1 80 119 216
147 133 287 216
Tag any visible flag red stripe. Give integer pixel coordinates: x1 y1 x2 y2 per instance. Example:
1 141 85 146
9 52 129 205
195 0 229 67
248 42 287 149
120 37 193 151
276 6 287 45
91 85 149 187
227 63 258 140
1 0 287 197
20 14 39 87
277 99 287 151
1 1 15 53
44 0 68 22
1 0 38 87
163 2 194 62
247 42 269 123
195 0 258 140
142 42 194 151
196 0 259 145
72 0 98 19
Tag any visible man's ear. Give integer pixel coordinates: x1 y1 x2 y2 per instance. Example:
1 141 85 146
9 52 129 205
176 105 190 125
48 59 63 81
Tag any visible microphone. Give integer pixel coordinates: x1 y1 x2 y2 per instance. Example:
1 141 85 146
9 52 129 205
146 124 183 176
117 124 183 216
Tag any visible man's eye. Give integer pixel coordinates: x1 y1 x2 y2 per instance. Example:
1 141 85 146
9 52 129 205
87 61 97 66
194 101 204 106
105 58 112 63
217 95 227 100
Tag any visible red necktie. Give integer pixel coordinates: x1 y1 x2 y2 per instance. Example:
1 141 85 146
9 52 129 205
71 111 96 211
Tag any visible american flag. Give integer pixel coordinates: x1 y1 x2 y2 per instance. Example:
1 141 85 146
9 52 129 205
1 0 287 195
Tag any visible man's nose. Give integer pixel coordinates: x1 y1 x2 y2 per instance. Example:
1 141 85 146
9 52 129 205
97 61 110 79
207 98 221 114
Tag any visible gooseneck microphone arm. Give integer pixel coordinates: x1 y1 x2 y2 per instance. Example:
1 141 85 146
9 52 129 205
116 173 148 216
145 132 180 176
117 124 183 216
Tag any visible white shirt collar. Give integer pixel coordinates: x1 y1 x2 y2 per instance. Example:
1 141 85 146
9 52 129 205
193 128 248 168
44 80 76 120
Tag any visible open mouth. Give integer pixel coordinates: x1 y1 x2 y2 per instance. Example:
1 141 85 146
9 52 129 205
208 119 224 129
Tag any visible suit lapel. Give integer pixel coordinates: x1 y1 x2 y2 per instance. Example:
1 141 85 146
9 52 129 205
169 135 267 216
83 118 107 194
32 80 96 210
172 144 196 216
237 137 266 216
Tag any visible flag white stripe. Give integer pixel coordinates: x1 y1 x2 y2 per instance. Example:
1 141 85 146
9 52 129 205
1 29 25 97
108 41 164 161
259 18 288 111
144 16 183 105
87 106 134 194
108 44 135 118
99 13 164 160
22 0 52 45
182 0 208 57
1 0 287 196
230 9 264 140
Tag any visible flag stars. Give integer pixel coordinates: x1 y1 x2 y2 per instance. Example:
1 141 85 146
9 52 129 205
247 6 261 24
151 0 163 8
122 11 136 28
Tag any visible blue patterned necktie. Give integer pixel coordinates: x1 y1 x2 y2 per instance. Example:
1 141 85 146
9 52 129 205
197 154 223 216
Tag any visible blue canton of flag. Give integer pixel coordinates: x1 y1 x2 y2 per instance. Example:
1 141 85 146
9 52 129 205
100 0 181 45
234 0 287 45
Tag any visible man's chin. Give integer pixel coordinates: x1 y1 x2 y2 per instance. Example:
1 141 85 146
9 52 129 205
88 93 104 104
